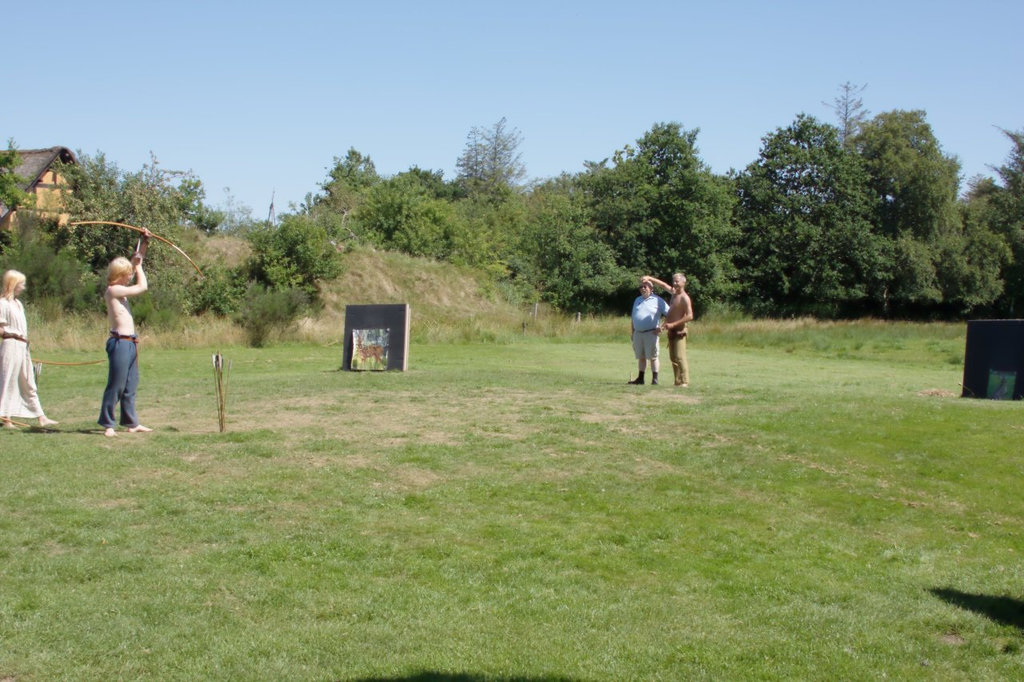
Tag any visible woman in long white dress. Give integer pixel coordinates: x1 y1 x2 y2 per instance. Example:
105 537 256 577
0 270 58 428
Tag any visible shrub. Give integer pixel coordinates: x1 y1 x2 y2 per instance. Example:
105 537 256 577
185 265 247 316
0 235 99 313
245 215 342 299
234 283 308 347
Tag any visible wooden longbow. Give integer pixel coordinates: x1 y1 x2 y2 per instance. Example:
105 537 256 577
68 220 204 277
2 417 58 431
34 359 105 366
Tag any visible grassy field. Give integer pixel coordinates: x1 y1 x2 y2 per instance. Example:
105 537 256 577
1 320 1022 680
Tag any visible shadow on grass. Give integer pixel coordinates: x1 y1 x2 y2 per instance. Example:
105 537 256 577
930 587 1024 629
351 675 584 682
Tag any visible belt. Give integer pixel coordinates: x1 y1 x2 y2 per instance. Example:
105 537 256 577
110 332 138 343
2 332 28 345
634 328 658 333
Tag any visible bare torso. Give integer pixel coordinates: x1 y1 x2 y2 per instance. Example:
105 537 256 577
641 275 693 334
105 288 135 335
665 290 691 324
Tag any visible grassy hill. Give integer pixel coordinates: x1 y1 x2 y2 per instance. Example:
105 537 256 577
312 246 537 344
25 235 966 357
26 241 558 351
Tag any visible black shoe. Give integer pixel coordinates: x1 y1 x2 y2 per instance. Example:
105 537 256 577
628 377 644 385
651 378 659 385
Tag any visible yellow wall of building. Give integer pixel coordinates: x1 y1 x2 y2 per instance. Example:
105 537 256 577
1 169 72 230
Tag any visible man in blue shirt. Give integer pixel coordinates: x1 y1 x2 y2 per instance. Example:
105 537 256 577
629 280 669 385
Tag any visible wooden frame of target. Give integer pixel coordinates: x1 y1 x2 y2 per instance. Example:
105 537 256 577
343 304 411 371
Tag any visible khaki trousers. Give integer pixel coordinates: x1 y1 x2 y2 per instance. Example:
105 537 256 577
668 333 688 386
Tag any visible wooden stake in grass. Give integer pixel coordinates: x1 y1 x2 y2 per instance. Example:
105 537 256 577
212 352 231 432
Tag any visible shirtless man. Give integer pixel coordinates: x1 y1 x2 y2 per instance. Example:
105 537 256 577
98 232 153 436
643 273 693 387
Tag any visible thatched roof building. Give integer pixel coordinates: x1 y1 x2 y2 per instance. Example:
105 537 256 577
1 146 77 229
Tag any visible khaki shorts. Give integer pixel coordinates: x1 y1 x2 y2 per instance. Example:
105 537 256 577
632 330 659 359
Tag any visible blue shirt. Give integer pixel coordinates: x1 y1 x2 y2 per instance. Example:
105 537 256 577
632 294 668 331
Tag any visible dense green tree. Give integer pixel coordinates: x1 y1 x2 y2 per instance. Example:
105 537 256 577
886 235 942 308
579 147 649 270
855 110 962 242
176 175 225 233
935 175 1009 316
455 117 526 200
315 148 380 220
184 263 248 317
0 140 32 215
397 166 466 202
934 213 1009 315
735 115 885 315
450 192 526 274
511 178 625 312
987 128 1024 315
854 110 965 312
245 213 342 298
56 152 217 274
580 122 738 305
324 148 379 193
357 174 457 260
352 169 517 271
0 151 221 317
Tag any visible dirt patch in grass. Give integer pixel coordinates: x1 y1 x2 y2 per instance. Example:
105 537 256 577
940 632 966 646
391 466 442 491
93 497 136 509
918 388 958 397
579 392 699 426
629 455 688 479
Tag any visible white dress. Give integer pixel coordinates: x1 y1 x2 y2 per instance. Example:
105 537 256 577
0 298 44 418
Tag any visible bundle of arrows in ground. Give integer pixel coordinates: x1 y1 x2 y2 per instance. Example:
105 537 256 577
212 352 231 432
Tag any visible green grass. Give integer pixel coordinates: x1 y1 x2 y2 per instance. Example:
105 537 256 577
2 322 1023 680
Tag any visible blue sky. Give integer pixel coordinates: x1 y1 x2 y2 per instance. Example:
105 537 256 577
6 0 1022 217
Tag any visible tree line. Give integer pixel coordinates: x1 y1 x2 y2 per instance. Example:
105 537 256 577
295 104 1024 319
2 88 1023 327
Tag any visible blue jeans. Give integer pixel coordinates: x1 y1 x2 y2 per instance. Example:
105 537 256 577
98 336 140 428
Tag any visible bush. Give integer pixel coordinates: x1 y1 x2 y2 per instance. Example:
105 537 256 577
234 284 308 347
130 284 187 330
185 265 247 316
246 215 342 299
0 235 99 313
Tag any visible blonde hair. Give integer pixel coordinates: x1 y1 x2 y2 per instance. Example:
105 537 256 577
107 257 134 285
2 270 26 300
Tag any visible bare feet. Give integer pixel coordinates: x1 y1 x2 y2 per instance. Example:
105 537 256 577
38 416 59 427
103 427 117 437
2 419 16 429
127 424 152 433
